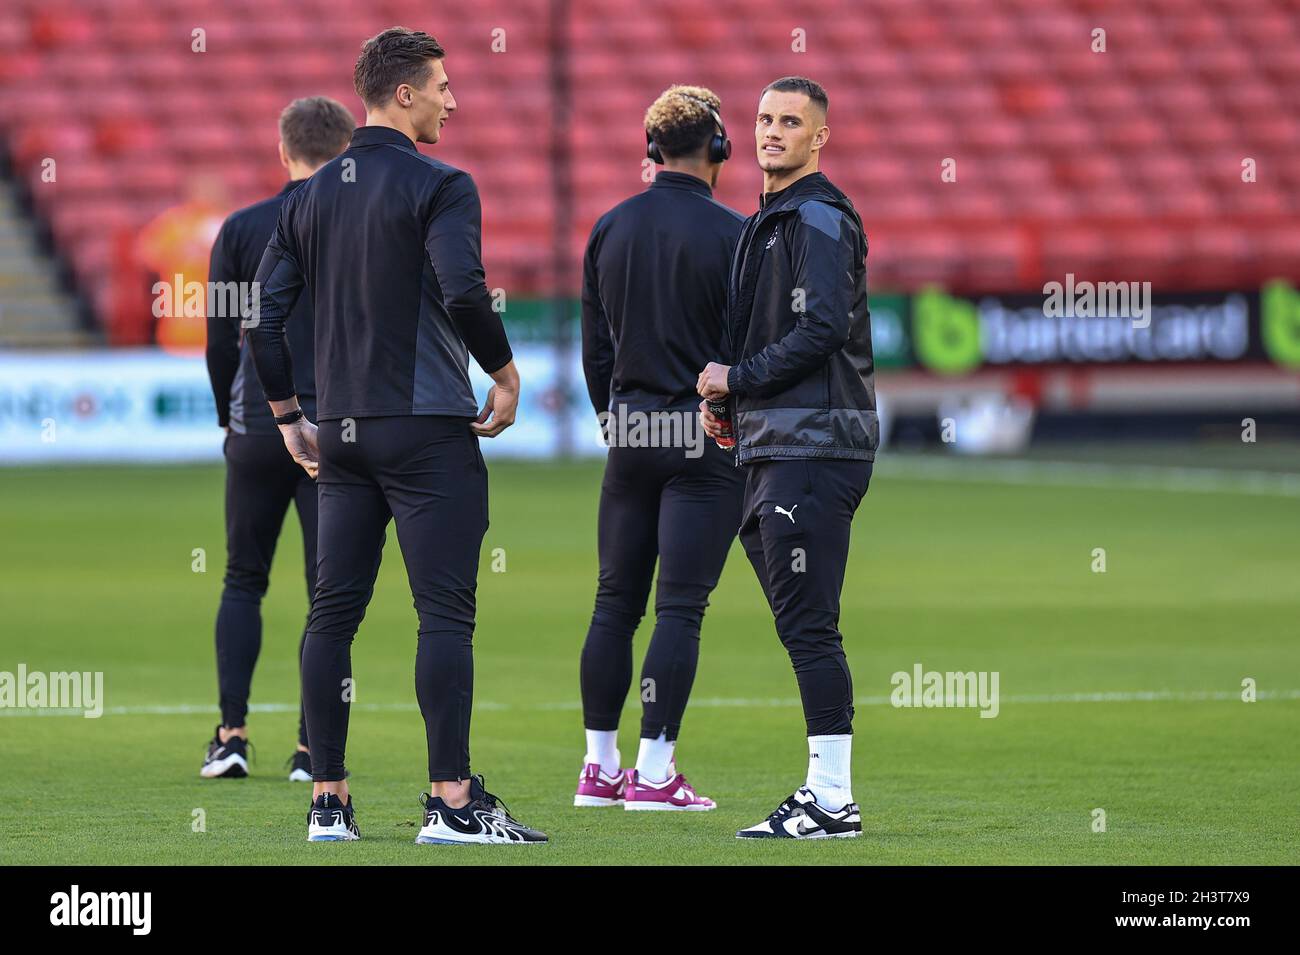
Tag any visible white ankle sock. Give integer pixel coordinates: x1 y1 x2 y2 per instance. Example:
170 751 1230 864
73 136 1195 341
584 730 620 776
635 732 675 782
806 734 853 810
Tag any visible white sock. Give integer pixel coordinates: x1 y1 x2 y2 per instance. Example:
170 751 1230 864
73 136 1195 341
806 734 853 810
584 730 620 776
635 732 675 783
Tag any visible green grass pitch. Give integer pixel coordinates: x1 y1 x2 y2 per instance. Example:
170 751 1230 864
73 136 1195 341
1 456 1297 865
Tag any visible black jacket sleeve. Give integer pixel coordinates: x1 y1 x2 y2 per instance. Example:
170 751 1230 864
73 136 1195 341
424 172 513 375
247 208 304 404
579 224 614 417
204 219 241 427
726 201 855 399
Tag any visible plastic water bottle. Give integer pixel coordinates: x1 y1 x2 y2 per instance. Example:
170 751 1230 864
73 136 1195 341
707 399 736 451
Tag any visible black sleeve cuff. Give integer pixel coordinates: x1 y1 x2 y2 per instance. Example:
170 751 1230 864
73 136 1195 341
480 347 513 376
726 363 748 398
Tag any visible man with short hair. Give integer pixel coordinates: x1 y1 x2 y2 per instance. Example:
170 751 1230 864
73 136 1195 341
698 76 879 839
248 27 545 845
576 85 745 812
201 95 354 782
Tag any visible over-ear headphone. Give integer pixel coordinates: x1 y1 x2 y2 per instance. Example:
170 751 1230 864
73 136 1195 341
646 92 732 165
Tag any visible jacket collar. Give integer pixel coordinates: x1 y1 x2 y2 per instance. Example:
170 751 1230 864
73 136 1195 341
279 178 307 196
651 170 713 196
759 171 832 211
348 125 419 151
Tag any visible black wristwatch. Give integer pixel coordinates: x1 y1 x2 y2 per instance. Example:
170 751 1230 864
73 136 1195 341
274 408 305 426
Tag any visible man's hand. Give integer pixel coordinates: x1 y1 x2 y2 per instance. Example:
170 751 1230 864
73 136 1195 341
279 417 319 479
472 359 520 437
697 362 731 400
698 399 725 440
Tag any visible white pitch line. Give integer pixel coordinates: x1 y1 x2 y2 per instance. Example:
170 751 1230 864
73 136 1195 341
2 688 1295 718
879 456 1300 498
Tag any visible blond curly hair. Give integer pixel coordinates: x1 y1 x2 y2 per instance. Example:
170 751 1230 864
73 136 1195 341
644 85 722 159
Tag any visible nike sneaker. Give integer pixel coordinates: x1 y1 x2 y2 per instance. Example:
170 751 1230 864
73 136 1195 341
623 768 716 811
200 726 249 778
287 751 312 782
736 786 860 839
573 762 629 807
286 753 349 783
416 775 548 845
307 792 360 842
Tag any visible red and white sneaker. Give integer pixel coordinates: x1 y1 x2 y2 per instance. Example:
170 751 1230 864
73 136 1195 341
573 762 629 807
624 768 716 811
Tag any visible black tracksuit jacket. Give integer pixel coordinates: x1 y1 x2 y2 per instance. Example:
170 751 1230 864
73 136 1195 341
247 125 511 420
724 171 879 463
581 170 744 415
206 179 315 433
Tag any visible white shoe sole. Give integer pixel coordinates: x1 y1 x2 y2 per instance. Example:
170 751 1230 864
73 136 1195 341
307 824 359 842
574 794 623 807
200 753 248 778
736 829 860 840
624 800 716 811
288 768 312 782
415 829 546 845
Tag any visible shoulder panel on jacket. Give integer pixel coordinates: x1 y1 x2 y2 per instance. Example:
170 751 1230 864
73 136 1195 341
798 199 843 239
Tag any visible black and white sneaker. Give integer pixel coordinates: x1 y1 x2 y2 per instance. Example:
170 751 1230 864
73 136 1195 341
200 726 249 778
736 786 861 840
285 752 348 783
416 775 548 845
287 751 312 782
307 792 360 842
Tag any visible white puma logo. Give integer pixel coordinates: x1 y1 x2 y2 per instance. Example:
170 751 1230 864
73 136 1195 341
775 504 798 523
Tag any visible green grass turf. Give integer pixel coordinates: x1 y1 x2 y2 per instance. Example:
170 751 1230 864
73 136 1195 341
1 455 1297 865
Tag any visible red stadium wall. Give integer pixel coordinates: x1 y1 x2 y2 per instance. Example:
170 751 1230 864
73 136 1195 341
1 0 1299 341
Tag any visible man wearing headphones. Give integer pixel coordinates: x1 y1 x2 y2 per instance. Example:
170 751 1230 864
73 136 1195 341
575 85 745 811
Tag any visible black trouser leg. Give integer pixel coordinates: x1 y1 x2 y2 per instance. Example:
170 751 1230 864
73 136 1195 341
302 463 389 782
381 419 488 782
580 440 743 741
639 445 744 741
293 474 319 750
580 447 661 731
305 416 485 783
216 434 300 729
739 458 871 737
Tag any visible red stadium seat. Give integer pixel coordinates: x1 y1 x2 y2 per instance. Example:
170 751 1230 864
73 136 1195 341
1 0 1299 325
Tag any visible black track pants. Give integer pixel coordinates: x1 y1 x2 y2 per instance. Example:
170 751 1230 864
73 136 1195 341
302 415 487 782
216 432 317 746
580 439 744 741
737 458 871 737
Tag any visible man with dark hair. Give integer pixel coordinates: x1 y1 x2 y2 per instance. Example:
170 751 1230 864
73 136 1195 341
201 95 354 782
698 75 879 839
575 85 744 812
277 97 359 167
248 27 546 845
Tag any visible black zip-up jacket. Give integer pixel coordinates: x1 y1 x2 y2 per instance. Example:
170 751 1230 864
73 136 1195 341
724 171 878 463
206 179 315 433
248 125 512 420
582 171 744 415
